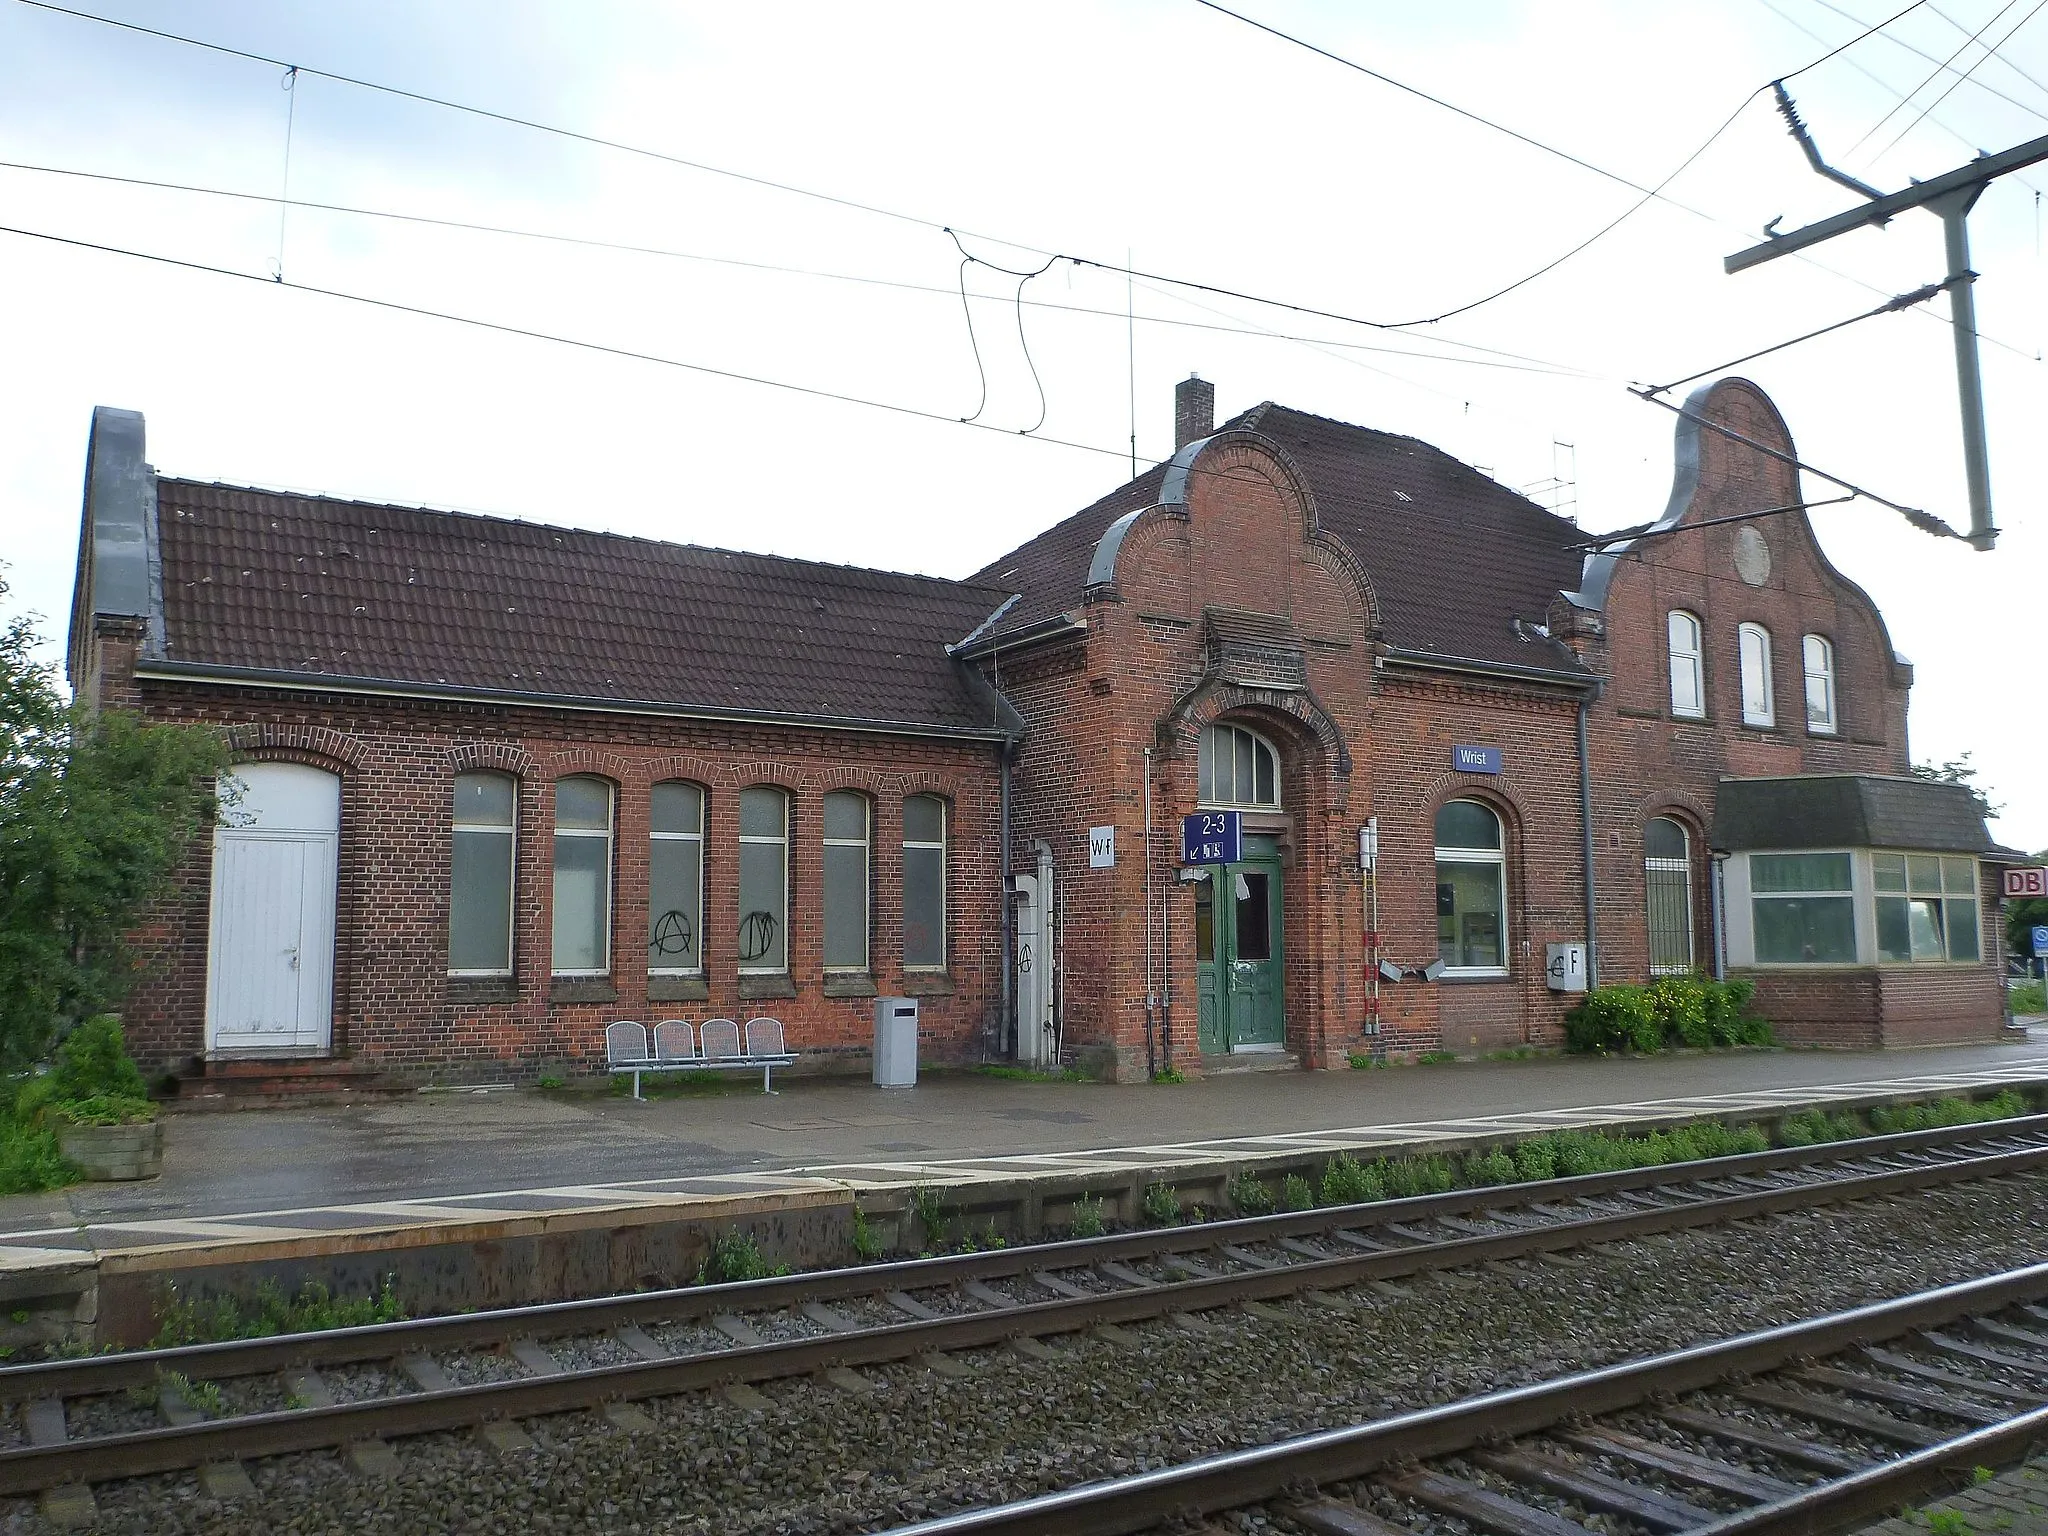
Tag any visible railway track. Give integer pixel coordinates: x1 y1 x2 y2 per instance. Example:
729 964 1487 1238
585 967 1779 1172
889 1260 2048 1536
4 1112 2047 1512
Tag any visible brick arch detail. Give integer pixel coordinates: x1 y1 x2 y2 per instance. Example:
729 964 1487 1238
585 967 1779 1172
1638 793 1712 843
221 722 368 773
1158 681 1353 779
1420 775 1532 849
532 746 635 783
639 754 732 790
447 740 533 777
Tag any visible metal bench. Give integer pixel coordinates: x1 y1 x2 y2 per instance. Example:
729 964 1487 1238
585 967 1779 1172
604 1017 796 1097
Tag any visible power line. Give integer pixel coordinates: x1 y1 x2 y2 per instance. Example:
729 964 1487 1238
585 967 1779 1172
1868 0 2048 162
1926 1 2048 107
1644 277 1951 391
0 157 1591 378
1843 0 2024 159
1804 0 2048 122
1782 0 1933 77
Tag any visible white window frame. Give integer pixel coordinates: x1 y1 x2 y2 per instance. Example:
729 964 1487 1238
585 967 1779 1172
903 794 949 972
648 781 706 978
1667 610 1705 719
1644 817 1694 976
822 790 871 974
737 786 790 977
550 776 614 978
1743 849 1858 967
1802 633 1838 735
449 772 517 977
1434 799 1508 979
1738 622 1775 728
1873 852 1980 966
1198 722 1281 809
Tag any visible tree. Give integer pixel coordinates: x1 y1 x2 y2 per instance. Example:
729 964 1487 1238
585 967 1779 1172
0 576 230 1068
1910 751 2001 818
2009 850 2048 967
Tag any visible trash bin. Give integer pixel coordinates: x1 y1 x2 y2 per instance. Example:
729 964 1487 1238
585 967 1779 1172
873 997 919 1087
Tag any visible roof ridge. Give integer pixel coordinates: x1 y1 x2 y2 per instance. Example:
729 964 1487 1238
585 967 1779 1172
157 477 1012 599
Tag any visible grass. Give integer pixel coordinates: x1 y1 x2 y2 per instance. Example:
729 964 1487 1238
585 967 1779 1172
970 1063 1091 1083
2011 978 2046 1013
1226 1169 1275 1215
1417 1051 1459 1066
909 1184 947 1244
152 1277 405 1349
0 1113 77 1196
1067 1193 1106 1238
850 1204 885 1261
1347 1051 1386 1070
1140 1180 1181 1225
695 1230 789 1285
1151 1066 1187 1085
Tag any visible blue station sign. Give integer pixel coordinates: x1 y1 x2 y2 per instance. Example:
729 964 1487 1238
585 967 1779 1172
1181 810 1243 865
1453 743 1503 774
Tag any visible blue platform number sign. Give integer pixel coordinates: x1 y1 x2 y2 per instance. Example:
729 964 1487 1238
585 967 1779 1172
1453 743 1503 775
1181 810 1242 865
2034 925 2048 957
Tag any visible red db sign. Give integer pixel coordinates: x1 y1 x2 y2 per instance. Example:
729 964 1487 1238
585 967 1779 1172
2005 867 2048 899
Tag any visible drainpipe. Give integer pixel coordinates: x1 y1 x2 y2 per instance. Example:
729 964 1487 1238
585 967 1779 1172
1576 688 1601 990
999 741 1014 1060
1142 746 1158 1079
1710 853 1728 982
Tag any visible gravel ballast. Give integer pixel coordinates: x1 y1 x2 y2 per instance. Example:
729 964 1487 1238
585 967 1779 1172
15 1171 2048 1536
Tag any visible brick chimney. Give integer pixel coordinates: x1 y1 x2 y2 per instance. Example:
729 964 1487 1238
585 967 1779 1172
1174 373 1214 450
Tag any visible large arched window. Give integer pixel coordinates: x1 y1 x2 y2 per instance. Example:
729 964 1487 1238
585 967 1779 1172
903 794 948 971
551 776 613 976
1802 634 1838 735
822 790 871 973
1198 723 1280 808
1435 800 1506 975
738 786 789 975
649 781 705 976
450 771 517 976
1667 610 1704 719
1739 622 1775 727
1644 816 1693 975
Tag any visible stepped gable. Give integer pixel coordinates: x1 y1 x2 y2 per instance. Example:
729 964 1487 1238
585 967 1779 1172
969 403 1590 675
153 480 1017 733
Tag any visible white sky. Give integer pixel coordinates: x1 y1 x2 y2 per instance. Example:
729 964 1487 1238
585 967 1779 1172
1 1 2043 851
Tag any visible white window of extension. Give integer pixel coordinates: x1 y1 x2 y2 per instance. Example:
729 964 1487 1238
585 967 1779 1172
1874 854 1980 964
1738 622 1775 727
1198 722 1279 808
551 776 613 975
449 772 516 975
822 791 870 973
648 782 705 976
1644 817 1693 976
1435 799 1507 976
1749 852 1854 964
1802 634 1838 735
1667 610 1705 719
737 786 789 975
903 794 948 971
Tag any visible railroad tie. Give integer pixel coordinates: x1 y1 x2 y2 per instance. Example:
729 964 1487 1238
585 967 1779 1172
1656 1405 1863 1474
347 1439 401 1478
962 1280 1017 1312
1789 1363 2009 1424
824 1366 878 1394
401 1353 455 1392
1973 1317 2048 1352
800 1301 857 1333
1555 1426 1799 1502
1009 1337 1060 1363
1384 1466 1595 1536
712 1313 764 1347
508 1339 563 1376
1220 1244 1282 1270
614 1325 669 1361
24 1399 93 1531
1096 1261 1155 1289
1917 1329 2048 1378
477 1420 536 1455
919 1351 974 1379
198 1461 257 1500
1027 1269 1089 1299
722 1382 774 1412
282 1368 336 1409
601 1402 657 1434
1733 1382 1945 1446
1472 1446 1717 1531
1855 1345 2046 1405
886 1291 941 1321
1279 1498 1415 1536
1090 1322 1144 1348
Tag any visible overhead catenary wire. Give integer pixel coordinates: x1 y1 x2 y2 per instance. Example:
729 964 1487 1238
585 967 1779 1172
1780 0 1933 78
1803 0 2048 123
1866 0 2048 162
1842 0 2026 159
1644 277 1953 392
1928 0 2048 98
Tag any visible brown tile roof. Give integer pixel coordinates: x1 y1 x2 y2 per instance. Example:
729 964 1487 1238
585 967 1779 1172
151 481 1018 735
968 403 1590 676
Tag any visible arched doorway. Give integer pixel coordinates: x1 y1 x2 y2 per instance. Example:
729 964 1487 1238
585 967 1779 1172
1193 722 1286 1053
205 762 340 1055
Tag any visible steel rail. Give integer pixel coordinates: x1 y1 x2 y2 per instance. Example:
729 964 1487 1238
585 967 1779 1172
4 1111 2040 1403
881 1261 2048 1536
0 1139 2042 1496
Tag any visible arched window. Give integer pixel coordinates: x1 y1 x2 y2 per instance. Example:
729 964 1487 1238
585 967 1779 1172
450 772 517 976
1435 800 1506 975
822 791 870 973
649 782 705 976
903 795 948 971
738 787 789 975
551 776 613 976
1738 622 1775 727
1644 817 1693 975
1802 634 1837 735
1667 610 1704 719
1198 723 1280 808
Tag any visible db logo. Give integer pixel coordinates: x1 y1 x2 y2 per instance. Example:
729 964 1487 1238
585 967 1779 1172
2004 867 2048 899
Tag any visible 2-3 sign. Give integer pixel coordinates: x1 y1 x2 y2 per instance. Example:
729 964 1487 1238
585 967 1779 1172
1181 810 1242 865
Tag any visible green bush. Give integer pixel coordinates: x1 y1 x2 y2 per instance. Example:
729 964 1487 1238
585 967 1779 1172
0 1114 75 1195
152 1276 404 1348
1141 1180 1181 1225
16 1016 154 1127
2010 979 2045 1013
1565 977 1769 1055
1226 1170 1274 1215
695 1230 788 1285
1280 1173 1315 1211
1461 1148 1518 1188
1319 1153 1385 1206
1067 1193 1106 1237
1512 1137 1559 1181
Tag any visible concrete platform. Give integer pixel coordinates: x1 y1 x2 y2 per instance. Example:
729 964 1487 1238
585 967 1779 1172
3 1034 2045 1344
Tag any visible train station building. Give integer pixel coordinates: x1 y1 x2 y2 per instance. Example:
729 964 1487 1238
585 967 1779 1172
66 376 2020 1088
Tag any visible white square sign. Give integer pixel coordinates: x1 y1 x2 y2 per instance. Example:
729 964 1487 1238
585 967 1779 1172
1088 825 1116 868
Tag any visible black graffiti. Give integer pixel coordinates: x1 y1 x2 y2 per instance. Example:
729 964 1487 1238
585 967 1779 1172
739 909 779 963
650 909 695 959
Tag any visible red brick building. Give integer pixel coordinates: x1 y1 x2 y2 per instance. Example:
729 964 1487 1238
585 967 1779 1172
66 377 2016 1085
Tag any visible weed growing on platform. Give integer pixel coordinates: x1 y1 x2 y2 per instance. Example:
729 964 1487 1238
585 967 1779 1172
152 1276 405 1348
1226 1170 1274 1215
1067 1194 1106 1238
1151 1066 1187 1085
1346 1052 1386 1070
850 1205 884 1261
695 1230 789 1286
1319 1152 1385 1206
970 1064 1090 1083
908 1184 948 1246
1869 1090 2028 1134
2012 979 2046 1013
1417 1052 1458 1066
1141 1180 1181 1225
1280 1173 1315 1211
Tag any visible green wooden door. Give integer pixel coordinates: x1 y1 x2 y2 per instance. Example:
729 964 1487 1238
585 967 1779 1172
1194 836 1284 1053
